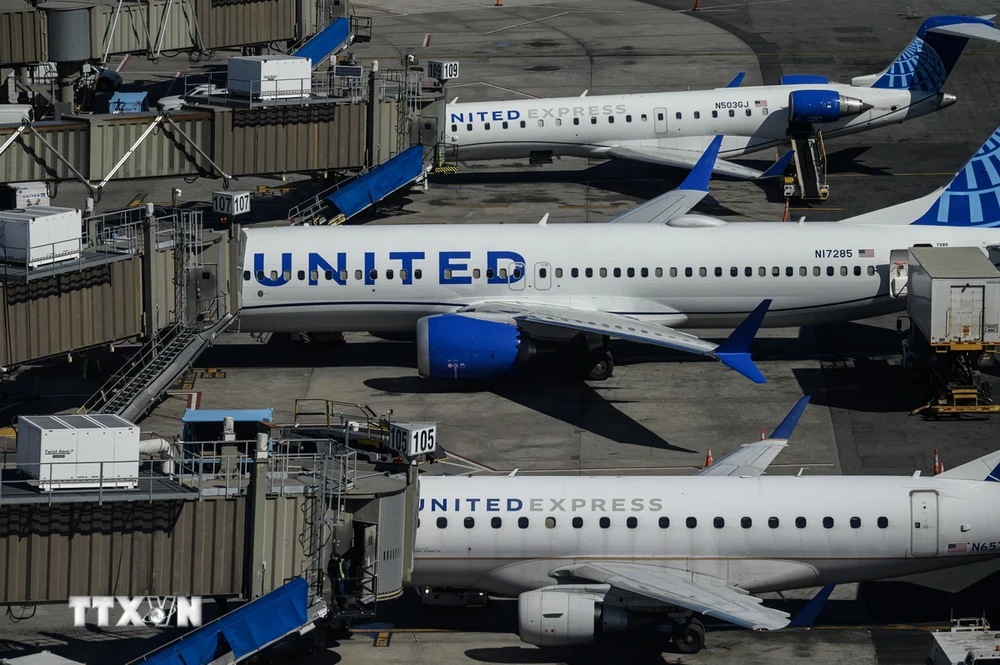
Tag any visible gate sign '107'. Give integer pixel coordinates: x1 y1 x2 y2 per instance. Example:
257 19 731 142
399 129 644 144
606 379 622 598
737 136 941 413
388 423 438 457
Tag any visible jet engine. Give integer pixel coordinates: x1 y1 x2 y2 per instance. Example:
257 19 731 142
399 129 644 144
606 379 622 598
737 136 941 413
416 314 534 379
518 588 630 647
788 90 871 124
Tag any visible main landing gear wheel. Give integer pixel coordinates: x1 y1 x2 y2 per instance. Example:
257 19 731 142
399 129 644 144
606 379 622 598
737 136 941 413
671 618 706 654
586 350 614 381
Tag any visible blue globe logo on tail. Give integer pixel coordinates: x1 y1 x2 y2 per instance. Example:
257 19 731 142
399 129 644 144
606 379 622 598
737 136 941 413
872 37 948 92
913 128 1000 227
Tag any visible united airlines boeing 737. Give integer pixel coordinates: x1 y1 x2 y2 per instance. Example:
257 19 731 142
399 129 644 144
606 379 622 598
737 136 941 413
444 15 1000 179
409 397 1000 654
238 119 1000 383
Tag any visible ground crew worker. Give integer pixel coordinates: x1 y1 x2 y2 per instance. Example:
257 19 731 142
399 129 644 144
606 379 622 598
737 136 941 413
327 551 345 609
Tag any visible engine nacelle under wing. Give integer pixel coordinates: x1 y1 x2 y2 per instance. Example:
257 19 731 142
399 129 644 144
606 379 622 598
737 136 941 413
788 90 870 124
416 313 529 379
518 587 630 647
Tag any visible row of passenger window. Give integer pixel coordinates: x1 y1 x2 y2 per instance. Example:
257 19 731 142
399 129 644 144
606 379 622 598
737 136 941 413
545 265 878 279
452 108 769 133
246 264 877 283
428 515 891 530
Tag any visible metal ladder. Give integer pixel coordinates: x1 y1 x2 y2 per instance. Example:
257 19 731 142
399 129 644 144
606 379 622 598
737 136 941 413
788 131 829 201
80 323 201 415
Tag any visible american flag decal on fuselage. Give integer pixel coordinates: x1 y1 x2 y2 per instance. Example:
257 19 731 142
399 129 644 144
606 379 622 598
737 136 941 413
754 100 767 107
947 542 968 553
859 249 874 258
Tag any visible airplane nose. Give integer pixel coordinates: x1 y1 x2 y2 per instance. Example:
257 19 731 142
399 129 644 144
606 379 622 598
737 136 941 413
938 93 958 109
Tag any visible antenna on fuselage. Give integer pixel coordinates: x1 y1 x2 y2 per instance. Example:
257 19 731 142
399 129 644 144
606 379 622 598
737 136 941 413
580 90 589 97
798 216 806 225
538 213 549 226
508 468 520 477
450 96 458 104
796 468 806 477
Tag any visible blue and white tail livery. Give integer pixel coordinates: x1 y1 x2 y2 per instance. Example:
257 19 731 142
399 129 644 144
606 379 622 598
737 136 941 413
868 15 995 92
911 125 1000 227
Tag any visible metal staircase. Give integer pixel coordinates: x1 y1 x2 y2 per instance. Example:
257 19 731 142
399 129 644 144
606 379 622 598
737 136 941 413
787 130 829 201
79 316 234 421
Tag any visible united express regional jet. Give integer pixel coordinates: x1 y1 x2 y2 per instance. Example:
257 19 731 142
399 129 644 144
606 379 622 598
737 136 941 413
410 397 1000 654
444 15 1000 179
237 120 1000 382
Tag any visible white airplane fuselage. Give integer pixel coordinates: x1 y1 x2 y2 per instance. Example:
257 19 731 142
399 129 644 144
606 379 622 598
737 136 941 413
238 221 998 333
411 475 1000 597
445 84 952 162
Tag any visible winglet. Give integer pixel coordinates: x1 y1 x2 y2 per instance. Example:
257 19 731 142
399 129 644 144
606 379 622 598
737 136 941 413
770 395 811 440
712 299 771 384
677 135 724 193
756 150 795 180
726 72 746 88
788 583 836 627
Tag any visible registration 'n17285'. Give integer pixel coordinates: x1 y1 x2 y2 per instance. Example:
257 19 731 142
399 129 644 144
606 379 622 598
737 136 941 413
815 249 853 258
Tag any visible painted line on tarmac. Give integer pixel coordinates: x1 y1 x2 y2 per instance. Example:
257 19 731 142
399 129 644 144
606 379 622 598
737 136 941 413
484 11 571 35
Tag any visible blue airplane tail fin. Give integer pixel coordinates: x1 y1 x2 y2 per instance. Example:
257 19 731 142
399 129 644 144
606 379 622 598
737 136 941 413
867 15 995 92
713 299 771 384
908 125 1000 227
788 583 836 628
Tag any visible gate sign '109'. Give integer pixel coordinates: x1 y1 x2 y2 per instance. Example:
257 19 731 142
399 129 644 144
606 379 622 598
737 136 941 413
388 423 437 457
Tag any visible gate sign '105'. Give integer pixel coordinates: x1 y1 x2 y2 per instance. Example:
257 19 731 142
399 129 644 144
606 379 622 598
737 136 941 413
388 423 438 457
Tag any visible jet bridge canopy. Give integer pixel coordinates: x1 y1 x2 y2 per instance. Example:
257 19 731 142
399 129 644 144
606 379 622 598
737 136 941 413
292 17 351 67
326 145 425 219
132 577 320 665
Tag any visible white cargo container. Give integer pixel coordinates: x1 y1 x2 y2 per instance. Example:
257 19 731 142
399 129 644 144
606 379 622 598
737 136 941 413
16 414 139 490
227 55 312 100
907 247 1000 347
0 206 82 268
0 181 49 209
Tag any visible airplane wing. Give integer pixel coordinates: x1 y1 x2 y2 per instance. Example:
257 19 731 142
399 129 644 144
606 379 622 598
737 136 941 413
606 144 792 182
693 395 810 477
458 298 771 383
556 562 791 631
607 144 761 179
605 136 723 224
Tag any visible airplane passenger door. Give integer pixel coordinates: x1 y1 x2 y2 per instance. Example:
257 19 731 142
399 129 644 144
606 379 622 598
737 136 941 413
534 262 552 291
653 107 668 135
910 491 939 558
508 261 526 291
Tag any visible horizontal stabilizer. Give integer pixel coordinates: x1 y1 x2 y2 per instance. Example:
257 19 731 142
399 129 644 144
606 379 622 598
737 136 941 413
936 450 1000 481
927 21 1000 43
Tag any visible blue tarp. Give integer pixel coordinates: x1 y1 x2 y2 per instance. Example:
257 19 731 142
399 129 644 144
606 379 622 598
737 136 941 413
141 577 310 665
182 408 273 423
293 18 351 67
327 145 425 219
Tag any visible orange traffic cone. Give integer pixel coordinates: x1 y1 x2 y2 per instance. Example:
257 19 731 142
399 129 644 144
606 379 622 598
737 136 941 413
760 426 766 441
932 449 941 475
692 0 700 10
495 0 502 5
705 449 714 467
781 198 790 222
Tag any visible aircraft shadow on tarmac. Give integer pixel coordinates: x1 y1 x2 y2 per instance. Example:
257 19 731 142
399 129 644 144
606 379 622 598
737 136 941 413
364 375 693 453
